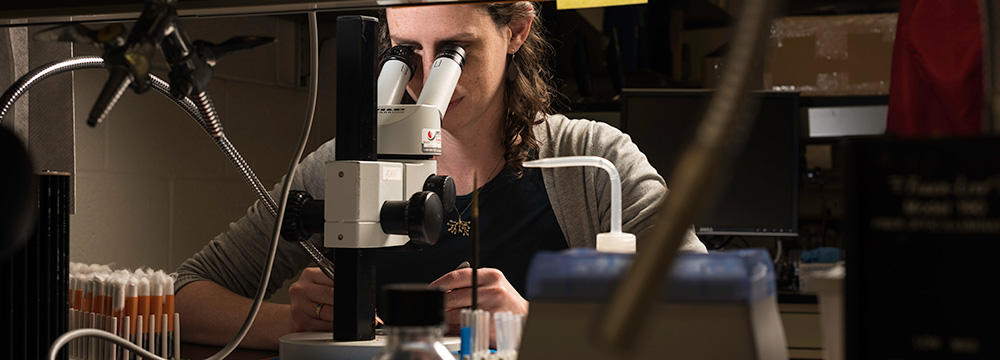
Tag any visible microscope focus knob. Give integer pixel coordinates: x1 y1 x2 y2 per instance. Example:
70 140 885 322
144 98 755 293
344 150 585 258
422 174 456 213
281 191 325 243
380 191 444 247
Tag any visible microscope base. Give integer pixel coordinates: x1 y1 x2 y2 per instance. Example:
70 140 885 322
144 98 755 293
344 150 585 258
279 332 461 360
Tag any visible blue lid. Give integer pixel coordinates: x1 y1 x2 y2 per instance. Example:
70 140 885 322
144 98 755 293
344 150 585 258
525 248 776 304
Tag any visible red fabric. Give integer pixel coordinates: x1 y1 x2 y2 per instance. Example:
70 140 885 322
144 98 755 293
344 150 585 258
886 0 983 137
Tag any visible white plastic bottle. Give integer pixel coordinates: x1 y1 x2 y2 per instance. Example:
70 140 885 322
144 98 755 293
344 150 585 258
524 156 636 253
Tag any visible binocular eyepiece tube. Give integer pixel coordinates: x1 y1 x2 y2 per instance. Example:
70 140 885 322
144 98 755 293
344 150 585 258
377 44 466 119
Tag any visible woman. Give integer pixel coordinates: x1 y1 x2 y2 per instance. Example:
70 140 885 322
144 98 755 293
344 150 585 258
175 2 706 350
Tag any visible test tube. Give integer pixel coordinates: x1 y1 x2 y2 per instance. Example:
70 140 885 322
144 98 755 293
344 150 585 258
460 309 472 359
96 275 107 359
126 276 138 353
477 310 489 358
165 275 175 360
136 315 143 360
151 273 164 355
148 315 156 354
174 313 181 360
84 277 94 358
160 314 168 357
111 317 118 360
139 276 150 351
122 316 131 360
113 277 126 339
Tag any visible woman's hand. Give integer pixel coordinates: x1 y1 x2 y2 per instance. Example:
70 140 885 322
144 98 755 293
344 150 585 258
429 267 529 343
287 267 335 333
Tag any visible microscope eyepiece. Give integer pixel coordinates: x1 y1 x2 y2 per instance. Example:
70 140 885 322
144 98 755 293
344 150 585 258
378 45 420 105
435 44 466 69
383 45 419 75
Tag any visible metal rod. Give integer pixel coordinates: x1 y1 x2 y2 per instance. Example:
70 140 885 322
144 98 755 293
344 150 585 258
471 170 479 311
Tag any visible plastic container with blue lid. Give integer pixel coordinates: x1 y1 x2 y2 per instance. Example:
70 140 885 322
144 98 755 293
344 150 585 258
525 248 776 304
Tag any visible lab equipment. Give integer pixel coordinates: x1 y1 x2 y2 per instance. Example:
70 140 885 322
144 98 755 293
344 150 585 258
523 156 636 253
0 172 69 360
621 89 800 237
372 284 453 360
459 309 490 360
458 309 524 360
66 264 182 360
277 16 463 352
519 248 788 360
493 311 524 360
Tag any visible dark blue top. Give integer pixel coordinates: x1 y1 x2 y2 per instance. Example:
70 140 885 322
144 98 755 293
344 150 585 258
375 165 568 297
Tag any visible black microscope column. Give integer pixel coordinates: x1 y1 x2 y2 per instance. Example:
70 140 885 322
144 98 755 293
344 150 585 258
332 14 379 342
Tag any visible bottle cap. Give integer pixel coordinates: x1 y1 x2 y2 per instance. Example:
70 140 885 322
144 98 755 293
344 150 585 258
596 232 636 253
381 284 445 326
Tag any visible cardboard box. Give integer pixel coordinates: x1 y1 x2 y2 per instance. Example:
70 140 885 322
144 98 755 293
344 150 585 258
765 13 897 96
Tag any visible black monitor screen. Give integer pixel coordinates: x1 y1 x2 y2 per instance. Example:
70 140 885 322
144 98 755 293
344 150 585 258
622 89 799 236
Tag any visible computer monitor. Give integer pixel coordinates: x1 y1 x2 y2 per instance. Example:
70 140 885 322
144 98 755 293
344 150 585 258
621 89 799 236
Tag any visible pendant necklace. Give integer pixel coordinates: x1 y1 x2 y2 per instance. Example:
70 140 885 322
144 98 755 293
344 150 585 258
446 159 503 236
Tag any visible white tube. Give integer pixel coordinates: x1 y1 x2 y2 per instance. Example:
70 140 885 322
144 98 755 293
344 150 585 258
161 314 168 358
377 59 411 105
122 316 130 360
111 317 118 360
415 46 465 119
524 156 623 233
90 313 97 360
150 315 157 355
137 316 143 360
174 314 181 360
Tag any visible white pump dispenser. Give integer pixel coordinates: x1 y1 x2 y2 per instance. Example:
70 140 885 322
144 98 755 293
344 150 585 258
523 156 636 253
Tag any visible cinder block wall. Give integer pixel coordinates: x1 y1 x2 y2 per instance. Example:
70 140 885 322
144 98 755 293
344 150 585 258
70 14 338 303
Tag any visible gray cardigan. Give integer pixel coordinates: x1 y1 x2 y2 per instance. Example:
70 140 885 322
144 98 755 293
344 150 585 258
175 114 706 297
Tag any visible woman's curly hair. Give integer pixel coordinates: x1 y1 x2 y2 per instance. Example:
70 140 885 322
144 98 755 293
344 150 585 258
378 2 556 177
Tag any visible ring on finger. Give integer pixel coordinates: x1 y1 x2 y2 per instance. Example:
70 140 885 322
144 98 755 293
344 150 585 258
315 303 324 318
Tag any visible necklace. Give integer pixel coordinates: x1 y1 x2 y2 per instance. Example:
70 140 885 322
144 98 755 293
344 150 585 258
446 159 504 236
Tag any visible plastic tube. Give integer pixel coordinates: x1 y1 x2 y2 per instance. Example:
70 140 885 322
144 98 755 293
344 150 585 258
524 156 635 252
523 156 623 234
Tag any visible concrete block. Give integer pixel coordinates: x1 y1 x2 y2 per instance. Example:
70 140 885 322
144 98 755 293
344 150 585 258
69 172 171 270
73 60 108 172
104 81 228 178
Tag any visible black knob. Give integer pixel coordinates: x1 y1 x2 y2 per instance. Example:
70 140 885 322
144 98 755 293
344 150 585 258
380 191 443 247
281 191 325 242
423 174 456 213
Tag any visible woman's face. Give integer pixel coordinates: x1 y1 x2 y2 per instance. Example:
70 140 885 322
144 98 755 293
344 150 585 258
386 5 515 133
